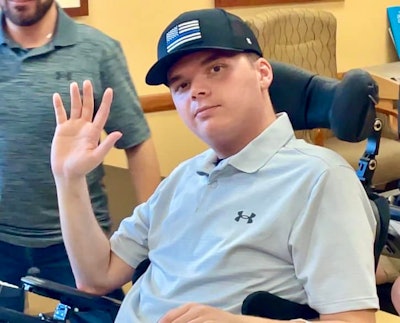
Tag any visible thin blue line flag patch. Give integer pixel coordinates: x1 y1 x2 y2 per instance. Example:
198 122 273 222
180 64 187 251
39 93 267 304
166 20 201 53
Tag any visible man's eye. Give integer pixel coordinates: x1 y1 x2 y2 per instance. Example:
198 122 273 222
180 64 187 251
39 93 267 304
211 65 223 73
175 82 188 92
181 82 189 89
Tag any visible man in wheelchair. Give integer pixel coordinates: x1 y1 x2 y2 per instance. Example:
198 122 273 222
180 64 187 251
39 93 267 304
3 8 382 323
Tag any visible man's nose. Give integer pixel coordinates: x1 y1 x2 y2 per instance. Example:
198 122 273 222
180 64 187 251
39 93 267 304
191 76 210 99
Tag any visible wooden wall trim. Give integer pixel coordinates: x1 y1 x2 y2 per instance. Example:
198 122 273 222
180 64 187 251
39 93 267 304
139 92 175 113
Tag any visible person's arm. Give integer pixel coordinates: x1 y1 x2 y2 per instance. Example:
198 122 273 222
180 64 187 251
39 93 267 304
318 309 376 322
125 138 161 203
392 276 400 315
158 303 376 323
99 41 161 202
52 80 134 295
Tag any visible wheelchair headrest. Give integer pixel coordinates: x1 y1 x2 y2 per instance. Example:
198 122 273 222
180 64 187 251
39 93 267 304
269 61 378 142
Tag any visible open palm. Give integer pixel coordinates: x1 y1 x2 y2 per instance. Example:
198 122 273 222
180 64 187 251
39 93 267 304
51 80 122 179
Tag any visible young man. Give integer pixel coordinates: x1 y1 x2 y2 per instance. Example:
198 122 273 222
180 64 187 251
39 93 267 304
51 8 378 323
0 0 160 309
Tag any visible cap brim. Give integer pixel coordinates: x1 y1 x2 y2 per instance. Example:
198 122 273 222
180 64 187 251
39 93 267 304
145 46 247 86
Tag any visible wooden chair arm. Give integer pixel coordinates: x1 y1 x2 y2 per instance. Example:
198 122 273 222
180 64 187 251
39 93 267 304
376 99 398 118
375 99 399 135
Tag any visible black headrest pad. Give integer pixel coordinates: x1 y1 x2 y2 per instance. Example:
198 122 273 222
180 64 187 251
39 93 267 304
330 69 378 141
270 61 378 142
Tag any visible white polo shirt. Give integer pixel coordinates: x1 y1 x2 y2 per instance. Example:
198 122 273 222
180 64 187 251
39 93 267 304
111 113 379 322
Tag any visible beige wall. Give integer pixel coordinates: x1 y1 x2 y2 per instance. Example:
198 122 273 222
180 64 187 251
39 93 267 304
231 0 400 73
76 0 400 176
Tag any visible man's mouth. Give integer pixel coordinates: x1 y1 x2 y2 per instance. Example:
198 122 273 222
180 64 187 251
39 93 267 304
9 0 33 4
195 105 219 117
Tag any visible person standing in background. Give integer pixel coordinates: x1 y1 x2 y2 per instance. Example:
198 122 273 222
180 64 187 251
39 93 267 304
0 0 160 311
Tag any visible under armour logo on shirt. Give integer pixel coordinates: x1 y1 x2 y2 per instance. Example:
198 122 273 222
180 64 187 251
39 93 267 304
235 211 256 224
55 71 72 81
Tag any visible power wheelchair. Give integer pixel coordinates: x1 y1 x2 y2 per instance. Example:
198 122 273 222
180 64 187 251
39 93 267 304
0 60 391 322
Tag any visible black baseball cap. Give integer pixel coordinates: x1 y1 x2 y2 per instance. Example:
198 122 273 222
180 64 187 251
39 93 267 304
145 8 263 86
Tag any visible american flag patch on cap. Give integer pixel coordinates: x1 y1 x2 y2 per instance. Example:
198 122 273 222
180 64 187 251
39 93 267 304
166 20 201 53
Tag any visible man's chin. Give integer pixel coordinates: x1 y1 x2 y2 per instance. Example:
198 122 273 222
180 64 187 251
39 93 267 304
5 14 36 26
3 0 54 27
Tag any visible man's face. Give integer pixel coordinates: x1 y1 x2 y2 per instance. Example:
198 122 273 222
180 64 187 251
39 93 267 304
0 0 54 26
167 50 273 157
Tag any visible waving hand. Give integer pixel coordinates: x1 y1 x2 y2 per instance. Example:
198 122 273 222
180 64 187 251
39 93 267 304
51 80 122 180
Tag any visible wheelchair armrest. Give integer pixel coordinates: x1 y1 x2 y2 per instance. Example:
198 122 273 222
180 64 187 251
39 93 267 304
390 205 400 222
383 218 400 259
0 306 43 322
241 291 319 320
21 276 121 316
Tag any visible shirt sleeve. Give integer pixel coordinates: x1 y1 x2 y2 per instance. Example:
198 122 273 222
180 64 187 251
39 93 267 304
110 201 150 269
289 165 379 314
99 41 150 149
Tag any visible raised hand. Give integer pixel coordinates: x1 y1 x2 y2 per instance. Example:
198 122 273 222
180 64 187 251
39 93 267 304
51 80 122 180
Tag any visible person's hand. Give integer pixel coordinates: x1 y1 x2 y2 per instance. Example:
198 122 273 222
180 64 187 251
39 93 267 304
51 80 122 180
159 303 246 323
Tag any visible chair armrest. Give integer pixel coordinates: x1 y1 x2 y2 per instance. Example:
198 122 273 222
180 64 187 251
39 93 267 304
376 100 398 118
0 306 43 322
375 99 399 137
21 276 121 317
241 291 318 320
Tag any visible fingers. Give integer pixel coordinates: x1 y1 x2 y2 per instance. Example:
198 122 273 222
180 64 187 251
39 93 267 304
93 131 122 161
81 80 95 121
56 80 114 131
159 303 194 323
53 93 67 124
69 82 83 119
93 87 114 130
159 304 234 323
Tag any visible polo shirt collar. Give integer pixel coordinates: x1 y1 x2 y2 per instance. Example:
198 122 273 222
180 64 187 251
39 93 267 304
197 112 295 175
0 14 7 45
0 5 77 47
52 5 77 47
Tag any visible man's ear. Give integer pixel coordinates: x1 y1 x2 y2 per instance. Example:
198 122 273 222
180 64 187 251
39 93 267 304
257 58 273 90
